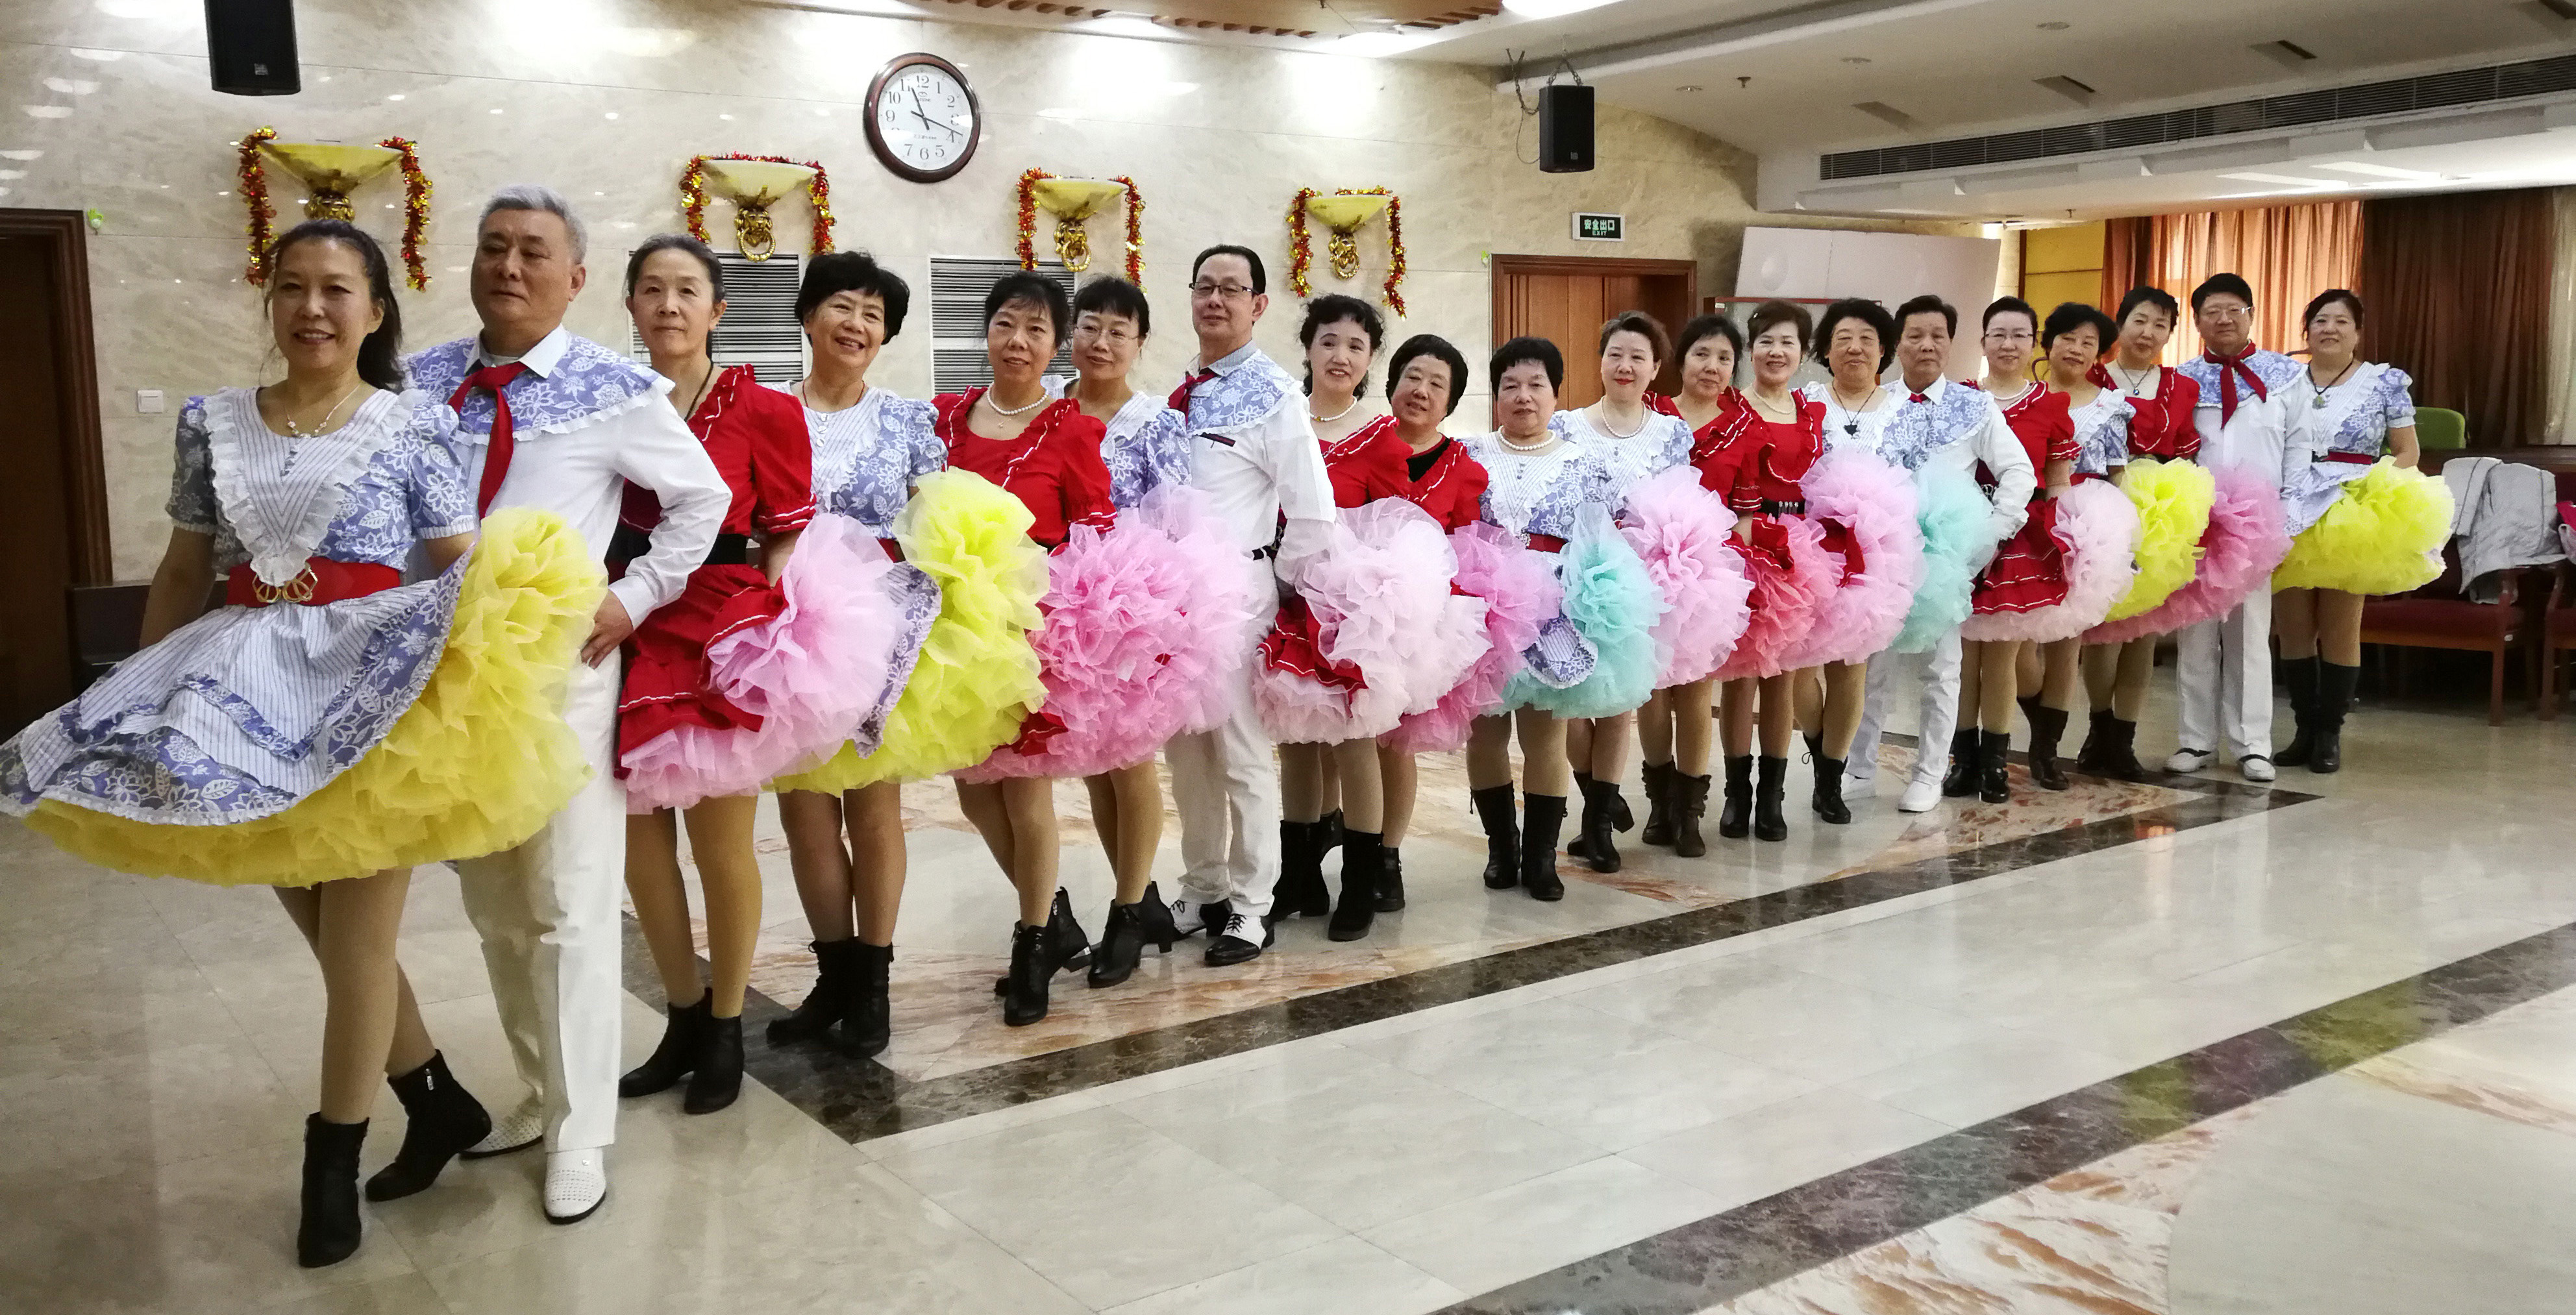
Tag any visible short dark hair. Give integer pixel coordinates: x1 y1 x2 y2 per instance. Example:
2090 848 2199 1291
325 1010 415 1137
623 233 723 300
1675 313 1744 381
1490 336 1565 393
2114 285 2180 329
1746 299 1814 354
984 271 1071 348
1982 295 2038 332
2190 273 2254 311
266 219 405 393
1813 298 1896 374
1387 333 1470 417
1597 310 1670 363
1072 275 1151 339
1298 294 1385 397
2041 301 2119 354
1895 294 1957 337
796 251 910 339
2303 288 2365 328
1190 244 1266 296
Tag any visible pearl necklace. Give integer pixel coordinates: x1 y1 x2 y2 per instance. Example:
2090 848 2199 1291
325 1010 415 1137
1592 402 1646 439
1498 428 1556 452
984 388 1048 417
1309 397 1359 424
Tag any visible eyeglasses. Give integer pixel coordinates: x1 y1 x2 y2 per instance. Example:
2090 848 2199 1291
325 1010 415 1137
1188 281 1255 301
2201 305 2252 321
1072 324 1137 346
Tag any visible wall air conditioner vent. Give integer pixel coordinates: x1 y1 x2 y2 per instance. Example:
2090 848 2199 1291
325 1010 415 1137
928 256 1075 394
626 249 806 386
1818 51 2576 182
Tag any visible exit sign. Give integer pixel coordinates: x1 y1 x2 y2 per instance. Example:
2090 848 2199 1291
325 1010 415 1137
1573 212 1624 241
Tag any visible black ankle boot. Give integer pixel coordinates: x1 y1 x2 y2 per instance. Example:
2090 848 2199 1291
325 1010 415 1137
839 941 893 1057
2312 661 2357 773
998 887 1095 992
1520 794 1568 900
684 1012 744 1115
1753 756 1789 841
2075 709 2114 774
1376 850 1407 912
1329 831 1386 941
619 993 710 1097
1977 730 2012 803
364 1051 489 1203
2275 656 2320 768
2025 706 2070 791
1638 761 1676 846
297 1114 367 1269
1317 808 1346 854
1566 772 1598 861
1716 756 1753 839
1672 772 1711 857
1090 881 1180 988
1577 776 1626 874
2100 715 2151 783
1272 820 1332 919
1939 728 1979 798
768 938 859 1044
1812 756 1851 824
1472 785 1520 889
1002 922 1051 1027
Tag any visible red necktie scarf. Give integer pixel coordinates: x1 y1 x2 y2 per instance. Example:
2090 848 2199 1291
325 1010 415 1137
1908 391 1931 404
2201 345 2267 427
447 362 530 515
1167 367 1217 417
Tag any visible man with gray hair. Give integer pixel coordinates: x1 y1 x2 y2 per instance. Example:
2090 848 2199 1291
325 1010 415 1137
405 186 726 1223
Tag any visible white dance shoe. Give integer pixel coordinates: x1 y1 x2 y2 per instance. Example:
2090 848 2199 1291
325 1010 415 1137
2166 748 2214 774
543 1148 607 1224
1897 778 1942 813
460 1098 543 1159
2237 754 2275 783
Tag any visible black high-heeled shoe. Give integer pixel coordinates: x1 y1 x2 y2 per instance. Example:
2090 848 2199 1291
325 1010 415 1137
1271 820 1333 920
993 888 1093 994
297 1114 367 1269
619 993 710 1097
364 1051 489 1203
1089 881 1180 988
683 1012 743 1115
1002 922 1052 1027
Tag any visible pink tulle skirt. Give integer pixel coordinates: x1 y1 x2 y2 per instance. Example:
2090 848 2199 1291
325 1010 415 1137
1620 466 1754 689
623 518 915 813
1254 499 1487 744
1776 448 1924 670
2085 465 2292 645
958 487 1264 781
1383 523 1561 753
1710 514 1838 683
1961 480 2142 644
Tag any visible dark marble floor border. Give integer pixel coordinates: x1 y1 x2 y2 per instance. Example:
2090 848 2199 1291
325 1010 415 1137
1440 918 2576 1314
628 770 2311 1144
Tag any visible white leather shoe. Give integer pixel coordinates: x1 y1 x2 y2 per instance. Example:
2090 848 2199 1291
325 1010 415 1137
462 1098 543 1159
1897 778 1942 813
2166 748 2214 774
2237 754 2275 783
1168 896 1215 938
543 1148 607 1224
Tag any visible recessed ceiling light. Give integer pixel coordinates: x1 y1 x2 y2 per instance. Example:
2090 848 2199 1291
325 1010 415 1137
1676 84 1701 92
2037 21 2070 30
1843 56 1871 64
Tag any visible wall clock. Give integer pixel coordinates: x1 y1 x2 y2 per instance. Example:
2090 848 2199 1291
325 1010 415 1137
865 53 981 184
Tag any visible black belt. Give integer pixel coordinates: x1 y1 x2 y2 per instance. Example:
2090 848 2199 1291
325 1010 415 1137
607 526 750 572
1759 499 1807 515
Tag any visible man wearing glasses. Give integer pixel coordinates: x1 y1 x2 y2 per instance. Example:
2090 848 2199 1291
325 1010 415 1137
2170 273 2314 783
1162 245 1337 966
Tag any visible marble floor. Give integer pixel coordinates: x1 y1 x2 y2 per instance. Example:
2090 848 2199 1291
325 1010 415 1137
3 680 2570 1315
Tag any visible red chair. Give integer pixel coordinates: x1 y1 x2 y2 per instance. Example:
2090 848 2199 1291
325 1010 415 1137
2544 562 2575 721
2359 543 2534 726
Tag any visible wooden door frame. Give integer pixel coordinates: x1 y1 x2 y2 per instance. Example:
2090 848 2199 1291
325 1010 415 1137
1489 252 1700 344
2 209 110 584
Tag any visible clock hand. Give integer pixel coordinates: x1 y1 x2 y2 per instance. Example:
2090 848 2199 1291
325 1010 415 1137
910 106 961 139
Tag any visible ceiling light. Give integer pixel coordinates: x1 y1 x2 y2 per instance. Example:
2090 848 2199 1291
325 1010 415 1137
2312 160 2441 180
1853 101 1918 130
43 79 99 95
1331 31 1435 56
1675 84 1701 92
1500 0 1620 19
2035 74 2094 104
2217 171 2338 186
1842 56 1870 65
2037 20 2070 29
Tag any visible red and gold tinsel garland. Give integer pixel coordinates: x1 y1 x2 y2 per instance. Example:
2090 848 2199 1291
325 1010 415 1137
678 154 834 256
377 136 432 291
1015 168 1148 288
237 126 278 285
1285 185 1407 315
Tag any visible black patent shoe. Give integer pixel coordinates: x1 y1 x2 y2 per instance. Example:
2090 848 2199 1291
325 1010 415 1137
1002 922 1052 1026
683 1013 743 1115
1089 883 1180 989
769 939 860 1044
365 1051 489 1203
619 994 710 1097
1204 910 1274 967
297 1114 367 1269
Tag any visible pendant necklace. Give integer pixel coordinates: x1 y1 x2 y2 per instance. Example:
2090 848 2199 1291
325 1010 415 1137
2308 359 2357 410
1829 384 1879 437
276 380 365 438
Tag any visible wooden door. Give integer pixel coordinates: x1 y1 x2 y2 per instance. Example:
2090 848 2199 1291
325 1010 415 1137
1491 254 1698 409
0 211 110 734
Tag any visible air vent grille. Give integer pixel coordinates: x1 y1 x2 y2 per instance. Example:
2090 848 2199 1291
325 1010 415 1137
1818 52 2576 181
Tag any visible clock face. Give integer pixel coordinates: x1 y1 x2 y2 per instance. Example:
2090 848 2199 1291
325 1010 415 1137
867 55 980 184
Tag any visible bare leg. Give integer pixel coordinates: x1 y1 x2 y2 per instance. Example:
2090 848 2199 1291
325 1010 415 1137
1002 777 1058 926
1790 667 1824 739
1331 739 1385 832
1084 772 1121 874
2040 638 2083 710
682 794 763 1019
1719 678 1757 758
1587 710 1635 785
1975 640 2020 733
1821 661 1867 757
2318 589 2366 667
1467 715 1515 790
1756 673 1796 757
624 809 706 1009
1515 708 1570 796
956 780 1015 875
2081 643 2117 711
1564 717 1594 780
847 783 906 946
778 789 854 942
1670 680 1715 775
1378 743 1417 846
1278 742 1326 824
1637 689 1674 768
275 886 432 1076
310 869 413 1124
2014 639 2044 700
1105 761 1161 903
2112 638 2155 721
2274 587 2320 660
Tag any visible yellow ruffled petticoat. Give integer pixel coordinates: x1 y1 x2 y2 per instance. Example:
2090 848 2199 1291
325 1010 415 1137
2273 460 2455 596
2099 457 2216 624
772 470 1049 793
29 508 604 886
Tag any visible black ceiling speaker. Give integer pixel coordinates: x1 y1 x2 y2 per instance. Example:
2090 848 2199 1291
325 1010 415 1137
205 0 300 97
1538 83 1594 173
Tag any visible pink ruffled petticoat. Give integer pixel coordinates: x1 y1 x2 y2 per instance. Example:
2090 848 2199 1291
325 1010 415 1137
1960 479 2142 644
1254 499 1487 744
1709 513 1837 683
1620 466 1754 689
2084 465 2291 645
1383 522 1561 753
1775 447 1923 670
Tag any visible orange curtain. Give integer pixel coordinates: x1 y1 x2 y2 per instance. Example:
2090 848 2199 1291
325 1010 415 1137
2140 200 2362 363
2358 189 2555 448
2101 215 2153 314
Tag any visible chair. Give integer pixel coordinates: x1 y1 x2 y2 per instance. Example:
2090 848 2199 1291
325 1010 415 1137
2544 563 2575 721
2359 542 2533 725
2414 407 2468 450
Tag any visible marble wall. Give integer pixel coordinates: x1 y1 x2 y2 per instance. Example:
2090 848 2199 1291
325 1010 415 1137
1 0 1964 578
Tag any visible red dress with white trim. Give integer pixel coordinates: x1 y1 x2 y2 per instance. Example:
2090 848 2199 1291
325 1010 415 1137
1694 392 1837 682
1967 385 2079 616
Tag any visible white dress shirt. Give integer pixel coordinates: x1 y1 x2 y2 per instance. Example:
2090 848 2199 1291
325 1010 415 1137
421 326 727 624
2184 351 2315 493
1174 341 1337 584
1878 376 2037 543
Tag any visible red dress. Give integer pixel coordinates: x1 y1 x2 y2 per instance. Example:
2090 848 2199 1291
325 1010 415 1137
1970 384 2079 615
615 367 817 765
1695 391 1834 681
1397 436 1489 532
2088 363 2201 461
932 390 1115 550
1321 415 1415 508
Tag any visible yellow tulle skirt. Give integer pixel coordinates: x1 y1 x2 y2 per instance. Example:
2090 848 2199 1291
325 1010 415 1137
26 509 604 887
772 470 1048 793
2273 460 2455 596
2099 458 2215 624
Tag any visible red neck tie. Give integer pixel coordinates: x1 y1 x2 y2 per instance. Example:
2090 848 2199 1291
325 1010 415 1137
448 362 529 515
2202 345 2266 427
1908 391 1931 404
1168 367 1217 417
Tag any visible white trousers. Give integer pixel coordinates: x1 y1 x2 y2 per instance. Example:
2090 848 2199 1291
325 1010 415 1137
451 658 625 1153
1848 628 1964 787
2177 589 2273 760
1165 659 1279 920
